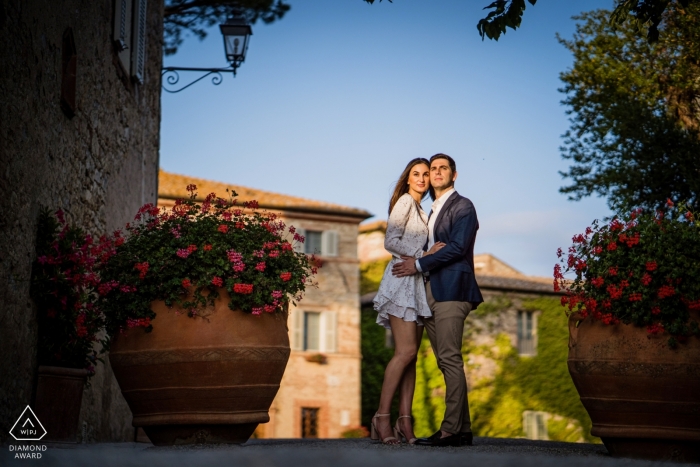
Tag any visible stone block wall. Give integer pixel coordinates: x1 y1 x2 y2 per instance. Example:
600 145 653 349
0 0 163 442
266 214 362 438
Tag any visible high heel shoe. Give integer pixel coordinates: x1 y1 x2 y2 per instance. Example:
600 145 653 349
371 413 399 444
393 415 417 444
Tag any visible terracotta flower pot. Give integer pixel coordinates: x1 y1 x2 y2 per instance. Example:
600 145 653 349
567 312 700 462
109 289 290 445
34 366 88 443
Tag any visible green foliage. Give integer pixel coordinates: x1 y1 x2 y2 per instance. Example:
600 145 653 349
341 426 370 438
360 259 390 295
465 297 597 442
558 6 700 212
477 0 537 41
164 0 291 55
610 0 696 43
360 307 399 428
30 209 104 374
366 0 691 43
409 296 598 442
97 187 316 345
556 202 700 347
472 295 512 318
411 333 445 436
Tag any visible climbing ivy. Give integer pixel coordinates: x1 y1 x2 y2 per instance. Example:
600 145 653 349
361 293 600 442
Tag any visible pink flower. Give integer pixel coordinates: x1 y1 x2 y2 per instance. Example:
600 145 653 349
251 307 262 315
227 250 243 263
271 290 283 299
269 250 280 258
211 276 223 287
255 262 266 272
177 249 190 258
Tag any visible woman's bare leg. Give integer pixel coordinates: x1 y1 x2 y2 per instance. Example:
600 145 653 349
397 324 424 440
374 315 420 440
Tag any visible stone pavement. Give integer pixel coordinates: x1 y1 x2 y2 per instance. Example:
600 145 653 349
2 437 694 467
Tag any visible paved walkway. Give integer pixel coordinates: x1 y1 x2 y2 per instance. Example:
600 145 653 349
3 437 693 467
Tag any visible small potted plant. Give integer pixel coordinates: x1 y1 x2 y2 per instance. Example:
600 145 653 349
30 209 109 442
555 200 700 462
97 185 318 445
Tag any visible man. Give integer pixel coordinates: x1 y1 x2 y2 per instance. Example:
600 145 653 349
392 153 483 447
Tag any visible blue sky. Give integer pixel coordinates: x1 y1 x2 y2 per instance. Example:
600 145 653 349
161 0 614 277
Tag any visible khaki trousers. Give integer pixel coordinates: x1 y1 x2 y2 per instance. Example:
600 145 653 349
424 282 473 434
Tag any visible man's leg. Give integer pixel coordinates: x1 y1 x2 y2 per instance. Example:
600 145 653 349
426 284 472 435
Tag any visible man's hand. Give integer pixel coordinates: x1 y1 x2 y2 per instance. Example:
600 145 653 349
392 256 418 277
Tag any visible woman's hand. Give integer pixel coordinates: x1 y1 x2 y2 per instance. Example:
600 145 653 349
424 242 446 256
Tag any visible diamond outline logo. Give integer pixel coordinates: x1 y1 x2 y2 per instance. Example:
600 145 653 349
9 406 47 441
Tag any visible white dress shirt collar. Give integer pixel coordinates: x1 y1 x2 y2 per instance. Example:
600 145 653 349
431 187 455 213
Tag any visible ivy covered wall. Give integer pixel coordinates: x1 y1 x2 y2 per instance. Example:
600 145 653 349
361 294 600 443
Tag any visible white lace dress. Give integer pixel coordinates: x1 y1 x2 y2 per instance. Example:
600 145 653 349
373 193 432 329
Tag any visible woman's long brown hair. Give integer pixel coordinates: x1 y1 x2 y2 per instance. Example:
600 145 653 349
388 158 430 216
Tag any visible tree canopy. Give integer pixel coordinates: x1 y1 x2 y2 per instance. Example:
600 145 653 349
364 0 698 43
558 4 700 212
164 0 290 55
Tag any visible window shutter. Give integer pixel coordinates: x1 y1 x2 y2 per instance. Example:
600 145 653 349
291 309 304 351
323 311 337 353
293 227 306 253
113 0 132 74
321 230 339 257
131 0 148 84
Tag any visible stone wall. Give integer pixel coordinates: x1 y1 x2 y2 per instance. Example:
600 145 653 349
267 214 362 438
0 0 163 442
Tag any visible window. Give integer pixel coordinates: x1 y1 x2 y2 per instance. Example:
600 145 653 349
301 408 319 438
305 231 322 255
113 0 148 84
304 312 321 351
523 411 548 440
517 311 537 356
292 310 337 353
291 227 339 257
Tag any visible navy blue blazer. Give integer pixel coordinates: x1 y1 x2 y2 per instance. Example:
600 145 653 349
416 191 484 305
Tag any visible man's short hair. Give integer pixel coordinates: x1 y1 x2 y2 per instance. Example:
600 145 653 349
430 153 456 174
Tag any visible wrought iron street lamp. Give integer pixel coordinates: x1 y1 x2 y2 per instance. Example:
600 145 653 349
161 15 253 93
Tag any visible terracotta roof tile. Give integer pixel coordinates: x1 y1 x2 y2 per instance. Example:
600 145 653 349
159 169 372 219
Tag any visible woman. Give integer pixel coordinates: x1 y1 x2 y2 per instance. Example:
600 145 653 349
371 158 445 444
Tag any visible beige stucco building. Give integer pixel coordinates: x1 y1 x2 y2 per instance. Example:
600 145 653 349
158 170 372 438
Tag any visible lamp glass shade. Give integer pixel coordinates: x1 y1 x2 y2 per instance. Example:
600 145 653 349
220 19 252 65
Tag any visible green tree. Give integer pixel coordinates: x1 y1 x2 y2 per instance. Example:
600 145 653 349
558 5 700 212
164 0 290 55
365 0 698 43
